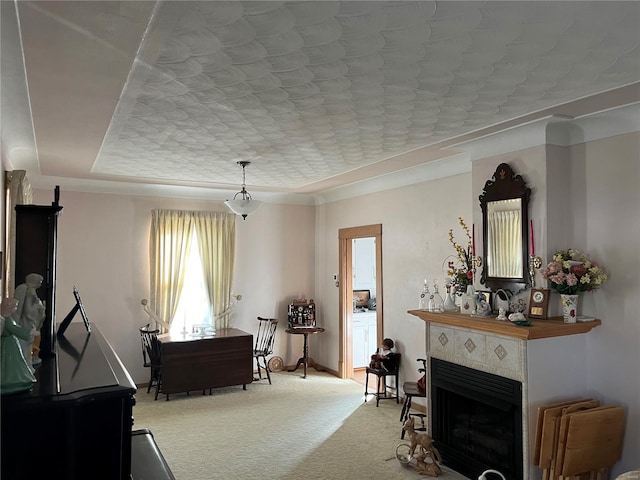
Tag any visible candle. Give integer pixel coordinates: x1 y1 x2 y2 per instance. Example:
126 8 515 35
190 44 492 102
472 224 475 256
529 219 535 255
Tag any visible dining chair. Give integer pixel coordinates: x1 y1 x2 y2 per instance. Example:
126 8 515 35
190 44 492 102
139 324 163 400
400 358 427 438
253 317 278 384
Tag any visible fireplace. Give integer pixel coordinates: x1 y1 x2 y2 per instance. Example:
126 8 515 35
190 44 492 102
410 309 602 480
431 358 523 480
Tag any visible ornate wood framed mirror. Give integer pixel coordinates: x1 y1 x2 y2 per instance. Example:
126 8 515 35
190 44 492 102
479 163 531 292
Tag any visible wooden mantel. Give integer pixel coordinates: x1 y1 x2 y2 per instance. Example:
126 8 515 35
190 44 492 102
408 310 601 340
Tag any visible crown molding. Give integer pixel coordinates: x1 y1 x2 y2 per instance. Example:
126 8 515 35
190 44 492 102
316 153 471 204
28 174 317 205
444 103 640 161
565 102 640 145
27 103 639 204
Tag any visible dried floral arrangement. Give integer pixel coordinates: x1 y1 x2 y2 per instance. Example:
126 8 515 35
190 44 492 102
447 217 474 295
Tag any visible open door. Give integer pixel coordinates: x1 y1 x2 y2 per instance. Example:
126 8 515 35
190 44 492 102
338 224 383 379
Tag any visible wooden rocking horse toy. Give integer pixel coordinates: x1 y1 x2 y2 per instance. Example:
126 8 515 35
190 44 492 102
402 416 443 477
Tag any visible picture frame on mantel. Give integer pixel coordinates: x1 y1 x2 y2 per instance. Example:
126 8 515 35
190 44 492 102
528 288 550 319
476 290 493 317
476 290 492 311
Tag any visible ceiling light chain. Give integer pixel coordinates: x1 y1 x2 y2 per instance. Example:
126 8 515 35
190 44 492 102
224 161 261 220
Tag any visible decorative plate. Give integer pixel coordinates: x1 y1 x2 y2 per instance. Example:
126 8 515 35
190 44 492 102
268 356 284 372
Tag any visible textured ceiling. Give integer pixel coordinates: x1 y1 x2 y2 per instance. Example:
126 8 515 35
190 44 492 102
3 1 640 198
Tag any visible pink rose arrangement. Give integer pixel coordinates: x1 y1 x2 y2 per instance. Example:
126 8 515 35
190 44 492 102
541 249 607 295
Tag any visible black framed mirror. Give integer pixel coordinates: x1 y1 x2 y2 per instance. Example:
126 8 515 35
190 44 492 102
479 163 531 292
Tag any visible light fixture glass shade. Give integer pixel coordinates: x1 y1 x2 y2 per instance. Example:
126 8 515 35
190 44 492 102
224 198 261 218
225 160 261 219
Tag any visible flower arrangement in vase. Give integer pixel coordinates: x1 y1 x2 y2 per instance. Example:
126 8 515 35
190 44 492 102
447 217 474 296
540 249 608 294
540 249 608 323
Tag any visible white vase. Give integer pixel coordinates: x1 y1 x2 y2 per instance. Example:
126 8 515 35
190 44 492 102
560 294 579 323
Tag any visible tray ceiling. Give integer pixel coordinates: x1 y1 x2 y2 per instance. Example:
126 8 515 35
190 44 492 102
2 1 639 200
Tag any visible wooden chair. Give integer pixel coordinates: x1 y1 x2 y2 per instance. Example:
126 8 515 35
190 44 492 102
253 317 278 384
139 324 163 400
400 358 427 438
364 353 401 406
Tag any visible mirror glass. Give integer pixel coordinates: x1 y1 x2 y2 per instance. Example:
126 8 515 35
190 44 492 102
479 163 530 292
486 198 522 278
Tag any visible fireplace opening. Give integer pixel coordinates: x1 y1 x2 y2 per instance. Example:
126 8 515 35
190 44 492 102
431 358 523 480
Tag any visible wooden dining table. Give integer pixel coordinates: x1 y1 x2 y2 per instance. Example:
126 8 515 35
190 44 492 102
157 328 253 398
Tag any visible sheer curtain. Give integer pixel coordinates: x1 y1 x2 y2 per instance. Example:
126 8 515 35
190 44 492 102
193 212 235 330
488 209 522 278
149 209 236 331
149 210 194 331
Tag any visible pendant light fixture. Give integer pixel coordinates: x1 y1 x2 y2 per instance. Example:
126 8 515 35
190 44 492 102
224 161 261 220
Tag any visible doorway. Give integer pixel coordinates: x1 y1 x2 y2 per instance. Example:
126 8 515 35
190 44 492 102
338 224 383 380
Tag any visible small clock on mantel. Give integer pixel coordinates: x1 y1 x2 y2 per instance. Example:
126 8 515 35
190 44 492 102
528 288 550 319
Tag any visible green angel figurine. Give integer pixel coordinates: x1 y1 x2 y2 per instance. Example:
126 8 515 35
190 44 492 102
1 298 37 395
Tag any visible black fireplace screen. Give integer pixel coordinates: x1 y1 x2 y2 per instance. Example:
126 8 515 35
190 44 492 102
431 358 523 480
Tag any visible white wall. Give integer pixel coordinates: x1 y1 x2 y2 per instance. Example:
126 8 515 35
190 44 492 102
576 133 640 473
313 173 472 389
352 237 376 298
31 189 316 384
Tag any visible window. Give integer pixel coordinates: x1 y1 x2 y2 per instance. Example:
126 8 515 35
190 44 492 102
170 228 212 336
149 209 236 333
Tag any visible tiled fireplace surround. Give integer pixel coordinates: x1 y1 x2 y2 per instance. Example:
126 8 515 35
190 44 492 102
409 310 601 480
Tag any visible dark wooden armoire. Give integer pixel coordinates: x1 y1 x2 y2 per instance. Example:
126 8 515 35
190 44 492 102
13 186 62 358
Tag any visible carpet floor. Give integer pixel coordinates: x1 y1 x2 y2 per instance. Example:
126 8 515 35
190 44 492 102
133 370 465 480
